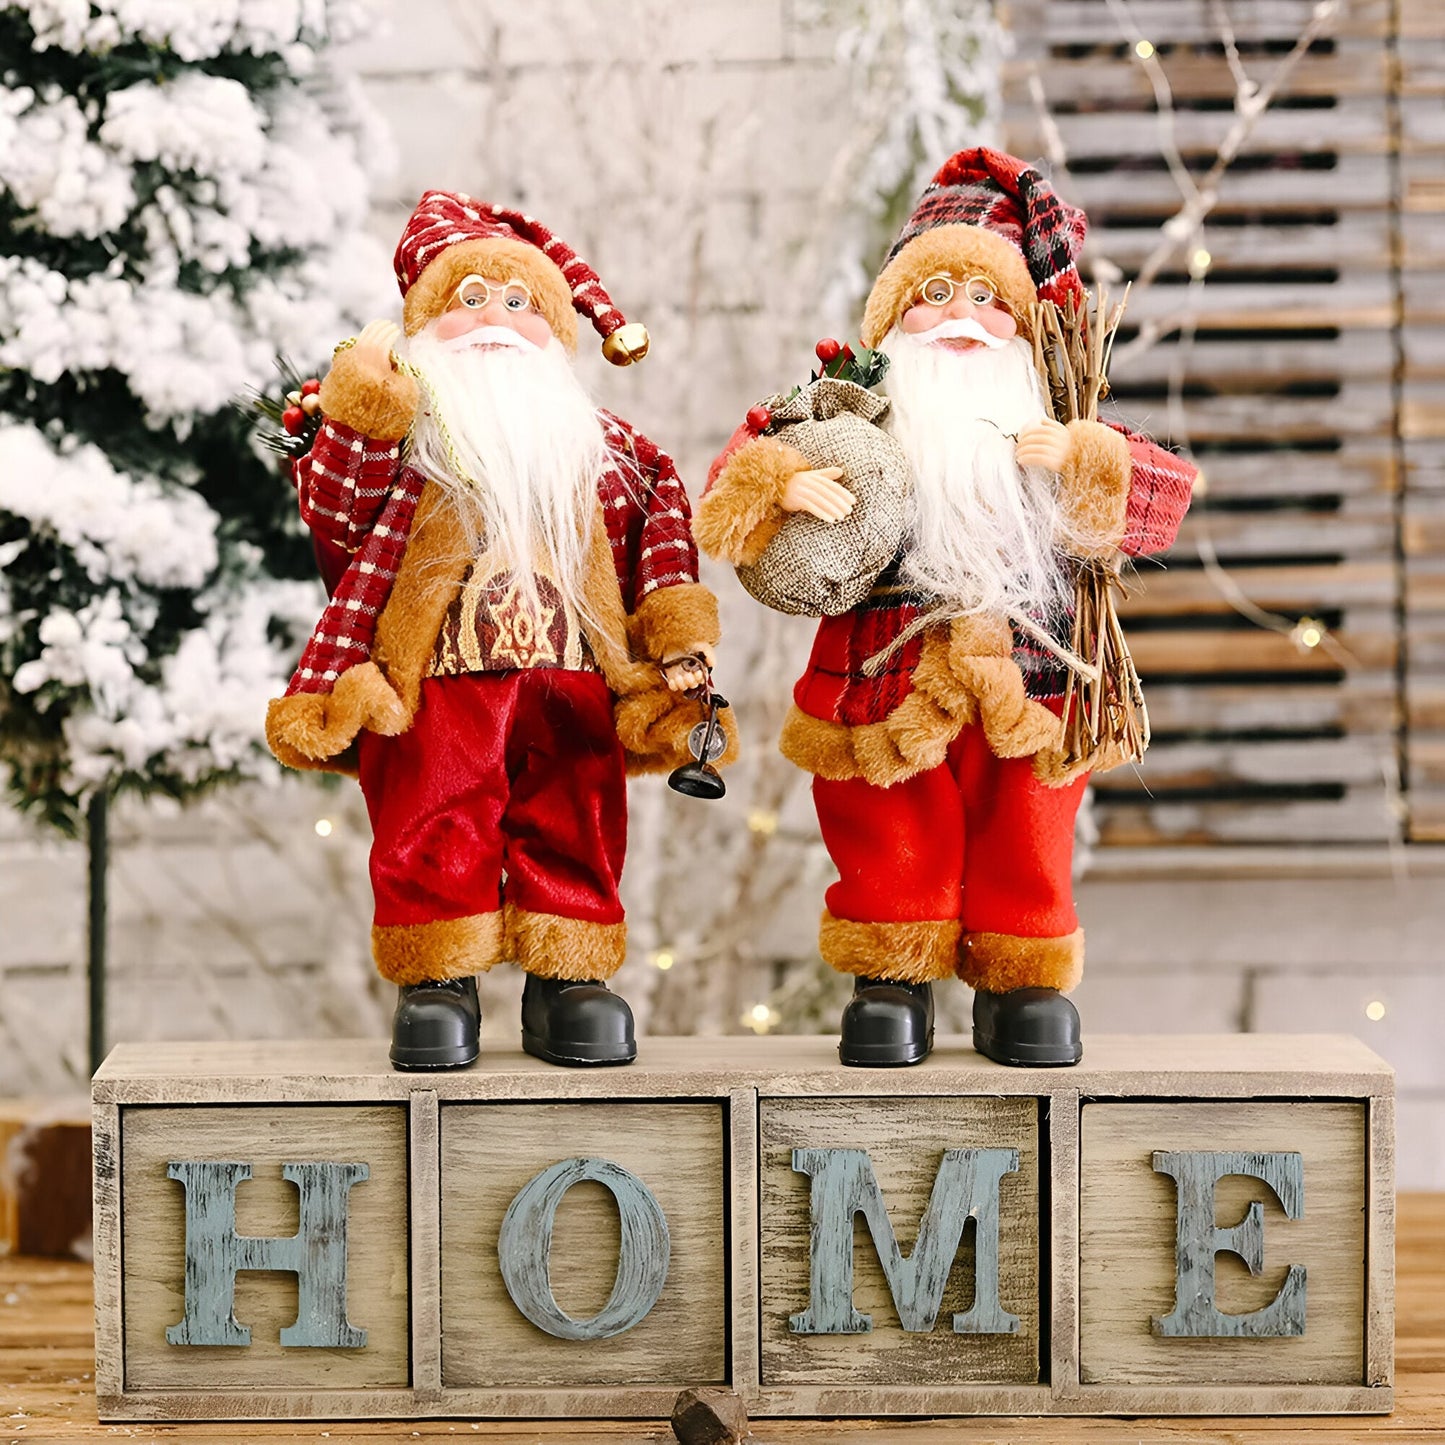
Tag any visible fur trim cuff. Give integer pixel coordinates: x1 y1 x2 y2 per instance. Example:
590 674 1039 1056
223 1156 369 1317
778 621 1063 788
958 927 1085 994
820 912 961 984
319 346 420 442
613 684 741 776
1058 420 1131 558
861 225 1037 349
630 581 721 662
507 906 627 981
373 911 506 985
694 436 809 566
266 662 409 770
401 236 578 352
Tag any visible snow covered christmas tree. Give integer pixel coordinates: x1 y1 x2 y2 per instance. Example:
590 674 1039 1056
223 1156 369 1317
0 0 391 833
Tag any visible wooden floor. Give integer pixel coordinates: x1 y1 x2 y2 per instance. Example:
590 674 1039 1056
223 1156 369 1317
2 1195 1444 1442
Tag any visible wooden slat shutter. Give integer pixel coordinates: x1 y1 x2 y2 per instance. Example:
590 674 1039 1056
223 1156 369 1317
1002 0 1442 848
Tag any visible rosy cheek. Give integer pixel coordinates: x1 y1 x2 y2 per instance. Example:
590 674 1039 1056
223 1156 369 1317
900 304 937 334
433 308 476 341
979 305 1018 340
513 312 553 348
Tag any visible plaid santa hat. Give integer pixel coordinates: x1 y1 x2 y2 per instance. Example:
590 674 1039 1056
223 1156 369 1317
860 148 1088 348
393 190 649 365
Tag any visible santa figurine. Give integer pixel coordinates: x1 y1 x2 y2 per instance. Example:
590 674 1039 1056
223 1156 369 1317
696 148 1195 1069
267 191 729 1071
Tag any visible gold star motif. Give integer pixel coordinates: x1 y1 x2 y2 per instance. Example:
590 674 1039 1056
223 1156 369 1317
489 577 558 669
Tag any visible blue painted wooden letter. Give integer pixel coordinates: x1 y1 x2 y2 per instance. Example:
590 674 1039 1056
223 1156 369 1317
497 1156 671 1341
1152 1150 1307 1338
166 1160 369 1348
789 1147 1021 1336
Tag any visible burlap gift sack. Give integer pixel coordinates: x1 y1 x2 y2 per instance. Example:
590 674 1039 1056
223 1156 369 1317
736 378 911 617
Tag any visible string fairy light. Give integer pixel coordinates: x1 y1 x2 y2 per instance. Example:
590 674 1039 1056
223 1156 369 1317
650 949 675 971
313 818 333 838
747 809 779 836
742 1002 779 1034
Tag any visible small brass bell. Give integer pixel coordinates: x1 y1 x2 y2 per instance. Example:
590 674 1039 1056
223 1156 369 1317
602 321 650 367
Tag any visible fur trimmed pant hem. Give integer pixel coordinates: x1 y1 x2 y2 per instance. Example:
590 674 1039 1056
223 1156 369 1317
372 912 506 986
508 905 628 982
957 927 1085 994
818 911 961 984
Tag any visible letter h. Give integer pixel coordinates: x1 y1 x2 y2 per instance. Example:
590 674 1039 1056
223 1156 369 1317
166 1160 369 1348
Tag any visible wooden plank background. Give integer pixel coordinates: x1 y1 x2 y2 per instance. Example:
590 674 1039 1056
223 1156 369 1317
1003 0 1445 847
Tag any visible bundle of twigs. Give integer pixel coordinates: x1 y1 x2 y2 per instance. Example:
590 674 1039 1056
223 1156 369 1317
1028 285 1151 772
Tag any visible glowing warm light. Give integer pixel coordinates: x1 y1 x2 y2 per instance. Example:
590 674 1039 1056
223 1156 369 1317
1191 247 1212 274
743 1002 779 1034
651 949 675 971
1365 1000 1386 1022
748 809 779 836
1135 39 1155 58
1290 616 1327 651
314 818 333 838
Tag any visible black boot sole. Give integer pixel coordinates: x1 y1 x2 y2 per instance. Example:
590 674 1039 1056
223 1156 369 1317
390 1041 480 1071
972 1026 1081 1068
522 1030 636 1067
839 1029 934 1068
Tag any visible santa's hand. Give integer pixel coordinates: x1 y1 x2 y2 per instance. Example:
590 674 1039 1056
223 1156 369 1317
353 319 401 371
661 647 714 693
1015 418 1071 472
781 468 853 523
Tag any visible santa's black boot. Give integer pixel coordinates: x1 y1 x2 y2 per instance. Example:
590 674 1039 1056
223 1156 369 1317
972 987 1081 1067
390 976 480 1071
839 977 935 1067
521 974 636 1066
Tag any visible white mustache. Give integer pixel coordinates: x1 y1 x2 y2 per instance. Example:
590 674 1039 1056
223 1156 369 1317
441 325 538 353
906 316 1008 350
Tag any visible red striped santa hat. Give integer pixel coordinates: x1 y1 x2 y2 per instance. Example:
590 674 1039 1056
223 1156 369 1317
393 190 649 365
861 148 1088 348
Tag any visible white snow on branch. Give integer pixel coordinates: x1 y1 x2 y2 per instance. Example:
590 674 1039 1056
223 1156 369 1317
0 423 219 589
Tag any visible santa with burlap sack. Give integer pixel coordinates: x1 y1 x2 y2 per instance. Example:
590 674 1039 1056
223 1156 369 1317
697 148 1195 1069
268 191 730 1071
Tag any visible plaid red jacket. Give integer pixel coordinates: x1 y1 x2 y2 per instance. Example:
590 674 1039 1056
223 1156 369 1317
283 410 699 699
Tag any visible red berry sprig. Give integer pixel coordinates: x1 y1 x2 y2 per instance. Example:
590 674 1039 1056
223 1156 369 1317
745 405 772 434
301 377 321 397
815 338 842 365
281 405 305 436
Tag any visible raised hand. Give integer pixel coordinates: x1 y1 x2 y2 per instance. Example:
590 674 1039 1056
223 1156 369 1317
781 467 853 523
1015 418 1072 472
353 318 401 371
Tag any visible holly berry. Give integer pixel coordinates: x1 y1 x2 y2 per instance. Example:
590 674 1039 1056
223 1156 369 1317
745 405 772 433
815 338 843 364
282 405 306 436
840 343 855 362
300 377 321 397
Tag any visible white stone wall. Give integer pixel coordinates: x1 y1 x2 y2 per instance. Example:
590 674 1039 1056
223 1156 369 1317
4 0 1443 1186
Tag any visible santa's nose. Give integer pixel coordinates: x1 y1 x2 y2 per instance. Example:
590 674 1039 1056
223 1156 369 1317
475 299 523 329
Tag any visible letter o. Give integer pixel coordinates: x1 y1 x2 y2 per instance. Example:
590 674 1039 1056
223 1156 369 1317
497 1156 671 1340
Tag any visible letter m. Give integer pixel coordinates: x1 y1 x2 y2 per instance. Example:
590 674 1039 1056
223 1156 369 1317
789 1147 1020 1336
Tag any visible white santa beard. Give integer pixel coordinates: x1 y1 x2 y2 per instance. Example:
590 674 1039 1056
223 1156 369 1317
399 328 607 623
879 328 1071 622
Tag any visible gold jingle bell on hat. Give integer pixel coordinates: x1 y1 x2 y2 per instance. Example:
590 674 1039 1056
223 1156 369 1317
393 190 649 367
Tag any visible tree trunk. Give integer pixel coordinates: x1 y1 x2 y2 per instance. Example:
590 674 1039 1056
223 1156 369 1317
87 788 108 1078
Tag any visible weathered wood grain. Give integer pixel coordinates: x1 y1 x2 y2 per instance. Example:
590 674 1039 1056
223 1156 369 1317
1079 1103 1367 1387
437 1101 727 1390
119 1104 409 1391
758 1096 1040 1387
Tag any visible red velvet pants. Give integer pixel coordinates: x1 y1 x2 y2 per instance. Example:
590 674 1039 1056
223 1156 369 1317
812 723 1089 989
356 670 627 982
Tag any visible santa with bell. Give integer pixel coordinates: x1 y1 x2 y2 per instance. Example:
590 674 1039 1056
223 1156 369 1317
267 191 728 1072
697 148 1195 1069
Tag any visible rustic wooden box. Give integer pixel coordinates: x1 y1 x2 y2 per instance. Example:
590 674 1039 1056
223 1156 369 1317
92 1034 1394 1422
